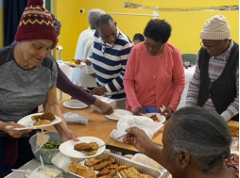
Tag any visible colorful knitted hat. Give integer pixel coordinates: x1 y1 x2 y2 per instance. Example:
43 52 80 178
15 0 57 43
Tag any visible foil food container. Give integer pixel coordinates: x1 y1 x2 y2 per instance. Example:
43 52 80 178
64 151 167 178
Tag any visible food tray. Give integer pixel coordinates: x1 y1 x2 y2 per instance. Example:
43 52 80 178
64 151 165 178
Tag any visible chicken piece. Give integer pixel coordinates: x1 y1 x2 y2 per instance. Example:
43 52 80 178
107 164 118 170
94 161 112 171
116 165 128 171
97 168 110 177
68 162 78 173
104 156 115 164
33 120 51 126
138 174 154 178
86 142 99 156
85 158 102 167
150 114 159 122
31 113 55 122
80 168 97 178
74 142 92 151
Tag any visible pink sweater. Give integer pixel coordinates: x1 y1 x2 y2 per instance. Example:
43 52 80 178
124 42 185 112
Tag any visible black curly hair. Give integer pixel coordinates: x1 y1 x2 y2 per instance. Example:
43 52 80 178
144 19 172 43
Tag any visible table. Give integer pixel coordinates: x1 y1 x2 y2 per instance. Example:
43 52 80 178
178 65 196 109
5 103 169 178
46 103 164 153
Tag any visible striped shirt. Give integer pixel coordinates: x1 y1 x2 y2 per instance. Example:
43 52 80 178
186 40 239 121
90 29 133 100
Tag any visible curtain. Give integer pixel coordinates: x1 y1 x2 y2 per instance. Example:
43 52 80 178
3 0 28 46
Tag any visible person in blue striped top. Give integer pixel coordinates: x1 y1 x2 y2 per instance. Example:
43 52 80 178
88 14 133 108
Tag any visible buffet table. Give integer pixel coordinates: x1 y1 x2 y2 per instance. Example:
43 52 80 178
5 102 169 178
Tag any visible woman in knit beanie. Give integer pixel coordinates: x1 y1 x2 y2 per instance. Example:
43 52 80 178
186 14 239 122
0 0 78 176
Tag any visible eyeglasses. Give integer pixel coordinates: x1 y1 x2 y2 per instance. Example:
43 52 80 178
200 41 221 51
144 41 162 50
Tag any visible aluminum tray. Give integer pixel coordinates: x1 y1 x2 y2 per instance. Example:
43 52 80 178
64 151 165 178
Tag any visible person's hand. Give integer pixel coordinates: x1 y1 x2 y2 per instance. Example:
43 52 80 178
91 87 107 96
162 106 173 120
123 127 154 154
94 99 113 115
72 59 92 66
2 122 31 138
60 129 79 142
82 59 92 66
132 106 143 116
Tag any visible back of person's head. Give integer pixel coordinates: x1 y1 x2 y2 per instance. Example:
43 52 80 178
133 33 145 44
169 106 232 174
144 19 172 43
95 14 114 29
15 0 56 43
88 9 105 29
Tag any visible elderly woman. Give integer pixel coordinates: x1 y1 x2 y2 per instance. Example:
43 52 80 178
0 0 77 176
124 106 236 178
124 19 185 119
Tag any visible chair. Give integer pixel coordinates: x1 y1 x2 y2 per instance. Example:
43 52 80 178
181 54 197 65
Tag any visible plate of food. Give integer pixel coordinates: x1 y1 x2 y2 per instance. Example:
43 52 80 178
143 113 166 134
59 136 105 159
14 113 61 130
63 99 88 109
105 109 133 121
143 113 166 125
64 60 86 68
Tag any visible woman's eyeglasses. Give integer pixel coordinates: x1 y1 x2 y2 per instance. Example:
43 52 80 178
144 41 162 50
200 41 221 51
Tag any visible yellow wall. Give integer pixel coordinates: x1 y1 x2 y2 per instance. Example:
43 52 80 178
55 0 239 61
0 0 3 48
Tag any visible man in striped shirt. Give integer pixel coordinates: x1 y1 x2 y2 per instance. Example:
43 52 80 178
186 14 239 121
88 14 133 108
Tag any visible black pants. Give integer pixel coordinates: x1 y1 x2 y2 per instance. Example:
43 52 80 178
0 137 34 177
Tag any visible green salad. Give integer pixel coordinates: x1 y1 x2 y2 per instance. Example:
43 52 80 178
41 141 62 149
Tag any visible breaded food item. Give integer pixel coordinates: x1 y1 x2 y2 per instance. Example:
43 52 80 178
68 162 78 173
150 114 159 122
107 164 118 169
104 156 115 164
78 168 96 178
93 161 112 171
33 120 51 126
138 174 154 178
40 113 56 121
32 113 55 121
96 168 110 177
86 142 99 156
68 162 96 178
74 142 99 156
85 158 102 167
117 165 128 171
74 142 92 151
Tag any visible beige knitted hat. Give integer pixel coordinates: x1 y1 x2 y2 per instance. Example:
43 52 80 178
200 14 231 40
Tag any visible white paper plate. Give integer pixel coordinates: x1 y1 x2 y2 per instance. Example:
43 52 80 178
105 109 133 121
63 99 88 109
144 113 166 134
15 113 61 130
59 136 105 159
64 61 86 68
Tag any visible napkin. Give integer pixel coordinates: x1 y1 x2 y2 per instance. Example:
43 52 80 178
51 152 74 172
110 114 156 142
63 112 89 124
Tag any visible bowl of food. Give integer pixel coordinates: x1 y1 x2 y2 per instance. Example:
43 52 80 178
29 131 62 164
